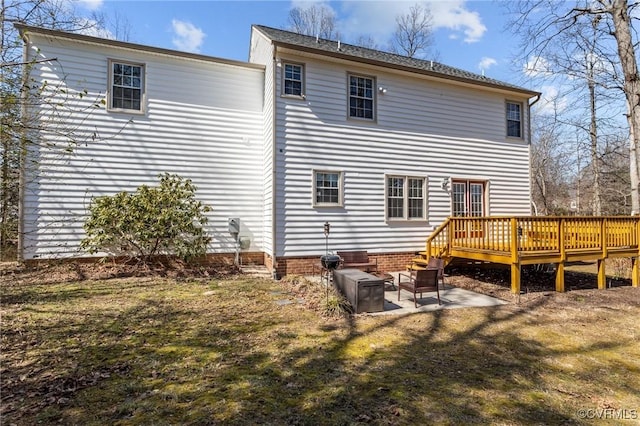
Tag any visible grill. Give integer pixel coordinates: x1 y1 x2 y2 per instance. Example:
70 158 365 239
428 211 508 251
320 254 341 270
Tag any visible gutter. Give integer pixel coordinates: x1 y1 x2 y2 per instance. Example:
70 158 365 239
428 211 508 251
527 93 542 216
527 93 541 145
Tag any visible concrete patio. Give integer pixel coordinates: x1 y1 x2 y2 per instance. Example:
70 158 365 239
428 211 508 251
370 271 507 316
303 271 508 315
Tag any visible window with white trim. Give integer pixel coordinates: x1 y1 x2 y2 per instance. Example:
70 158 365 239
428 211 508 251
109 60 144 112
506 101 522 138
313 170 343 207
386 176 426 220
348 74 375 120
283 62 304 97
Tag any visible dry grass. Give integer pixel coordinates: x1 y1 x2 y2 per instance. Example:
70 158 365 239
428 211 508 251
1 263 639 425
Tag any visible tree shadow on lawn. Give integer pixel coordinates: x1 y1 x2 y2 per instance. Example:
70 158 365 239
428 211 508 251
3 278 638 425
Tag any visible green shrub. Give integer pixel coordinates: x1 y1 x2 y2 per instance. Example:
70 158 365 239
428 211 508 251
81 173 211 263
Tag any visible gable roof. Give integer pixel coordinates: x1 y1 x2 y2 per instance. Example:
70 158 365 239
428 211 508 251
15 23 265 71
253 25 539 98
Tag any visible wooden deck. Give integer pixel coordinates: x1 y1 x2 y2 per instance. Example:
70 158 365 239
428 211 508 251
411 216 640 293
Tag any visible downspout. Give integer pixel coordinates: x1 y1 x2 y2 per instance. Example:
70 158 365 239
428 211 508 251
528 93 541 216
17 29 29 262
528 93 541 143
271 45 278 279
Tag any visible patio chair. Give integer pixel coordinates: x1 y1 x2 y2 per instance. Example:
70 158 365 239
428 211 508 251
427 257 447 289
398 269 441 308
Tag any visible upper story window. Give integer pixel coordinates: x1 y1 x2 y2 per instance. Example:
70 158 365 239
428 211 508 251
348 74 375 120
283 62 304 97
386 176 426 220
506 101 522 138
313 170 343 207
109 60 144 112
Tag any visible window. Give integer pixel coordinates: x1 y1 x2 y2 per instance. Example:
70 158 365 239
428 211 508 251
313 171 343 207
506 101 522 138
386 176 426 220
451 180 485 217
283 62 304 97
349 74 374 120
109 60 144 112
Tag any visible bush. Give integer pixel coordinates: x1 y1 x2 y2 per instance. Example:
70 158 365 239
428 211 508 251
81 173 211 263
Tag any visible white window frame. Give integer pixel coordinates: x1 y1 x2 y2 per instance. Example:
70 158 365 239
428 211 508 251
282 62 305 98
312 170 344 207
348 73 376 121
108 59 145 113
385 175 427 221
506 101 523 139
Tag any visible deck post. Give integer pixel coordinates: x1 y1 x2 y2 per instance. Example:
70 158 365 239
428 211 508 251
597 259 606 289
511 263 521 294
558 218 567 292
632 257 639 288
555 262 565 292
510 218 520 294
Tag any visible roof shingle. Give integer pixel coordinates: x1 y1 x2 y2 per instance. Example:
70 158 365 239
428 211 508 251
253 25 539 97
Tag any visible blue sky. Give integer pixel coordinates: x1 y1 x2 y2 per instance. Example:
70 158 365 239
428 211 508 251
75 1 526 89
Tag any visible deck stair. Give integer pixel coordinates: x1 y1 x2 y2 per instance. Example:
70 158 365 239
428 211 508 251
412 216 640 293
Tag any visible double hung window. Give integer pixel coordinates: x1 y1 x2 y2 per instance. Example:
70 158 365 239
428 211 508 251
506 101 522 138
283 62 304 97
313 171 343 207
109 60 144 112
386 176 426 220
349 74 375 120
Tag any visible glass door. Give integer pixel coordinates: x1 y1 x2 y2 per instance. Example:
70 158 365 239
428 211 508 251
451 180 485 237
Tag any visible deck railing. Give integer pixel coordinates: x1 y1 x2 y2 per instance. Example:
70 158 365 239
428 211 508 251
424 216 640 293
426 216 640 259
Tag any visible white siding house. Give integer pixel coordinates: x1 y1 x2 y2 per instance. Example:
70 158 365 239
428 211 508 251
18 25 265 261
248 26 539 276
17 24 540 275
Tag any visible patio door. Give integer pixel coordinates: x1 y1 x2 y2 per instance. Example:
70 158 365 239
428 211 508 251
451 180 485 237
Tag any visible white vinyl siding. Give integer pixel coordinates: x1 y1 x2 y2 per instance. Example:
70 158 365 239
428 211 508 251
22 34 265 260
268 53 531 257
250 30 275 256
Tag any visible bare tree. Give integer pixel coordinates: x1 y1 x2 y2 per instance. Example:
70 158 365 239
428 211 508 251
507 0 640 214
287 4 340 40
353 35 379 50
389 3 436 59
1 0 129 260
2 0 100 259
531 110 575 215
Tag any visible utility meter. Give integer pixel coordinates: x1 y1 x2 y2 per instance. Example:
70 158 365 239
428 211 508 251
228 218 240 236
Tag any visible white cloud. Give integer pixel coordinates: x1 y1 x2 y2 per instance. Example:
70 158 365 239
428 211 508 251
430 1 486 43
171 19 205 53
478 57 497 71
77 18 114 39
523 56 554 78
337 1 486 46
75 0 103 11
536 85 568 115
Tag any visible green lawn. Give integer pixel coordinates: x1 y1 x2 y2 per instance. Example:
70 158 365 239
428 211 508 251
2 268 639 425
